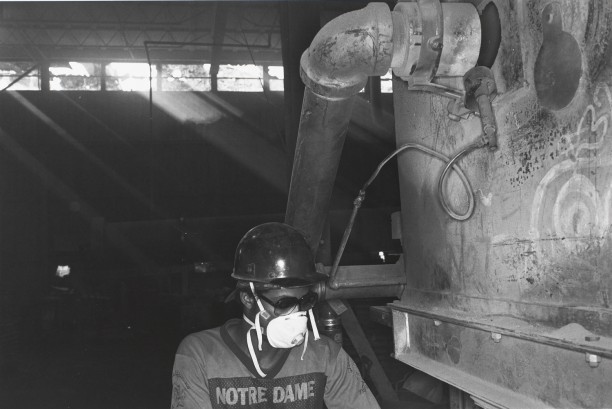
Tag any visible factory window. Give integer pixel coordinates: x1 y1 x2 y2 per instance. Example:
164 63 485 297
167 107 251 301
161 64 211 91
0 61 285 92
106 62 157 91
268 66 284 91
218 64 263 92
359 69 393 94
50 62 101 91
0 62 40 90
381 69 393 93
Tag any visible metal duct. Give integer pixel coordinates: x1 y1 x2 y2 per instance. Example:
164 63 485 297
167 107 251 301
285 3 394 253
285 1 481 259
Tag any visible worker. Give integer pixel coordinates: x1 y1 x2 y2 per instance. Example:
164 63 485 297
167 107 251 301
171 222 381 409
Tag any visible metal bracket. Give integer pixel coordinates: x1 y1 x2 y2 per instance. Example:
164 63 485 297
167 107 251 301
463 66 498 150
409 0 444 86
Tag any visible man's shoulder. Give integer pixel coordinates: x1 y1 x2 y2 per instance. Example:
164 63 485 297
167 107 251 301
306 332 342 358
176 323 229 356
275 333 344 378
183 325 222 341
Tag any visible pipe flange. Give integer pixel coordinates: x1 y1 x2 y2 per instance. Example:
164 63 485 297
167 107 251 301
299 63 366 101
300 2 394 100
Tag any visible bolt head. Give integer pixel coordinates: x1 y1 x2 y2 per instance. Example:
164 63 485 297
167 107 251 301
491 332 502 343
585 353 601 368
428 36 443 50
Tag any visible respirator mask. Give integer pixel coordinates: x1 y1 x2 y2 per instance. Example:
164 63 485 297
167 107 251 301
244 282 320 377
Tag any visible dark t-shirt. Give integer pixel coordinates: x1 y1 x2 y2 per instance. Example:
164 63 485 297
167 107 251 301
171 319 380 409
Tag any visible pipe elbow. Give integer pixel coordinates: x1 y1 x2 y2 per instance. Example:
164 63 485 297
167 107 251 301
300 2 394 100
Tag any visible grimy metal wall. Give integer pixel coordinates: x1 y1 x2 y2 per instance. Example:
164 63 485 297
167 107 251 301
390 1 611 408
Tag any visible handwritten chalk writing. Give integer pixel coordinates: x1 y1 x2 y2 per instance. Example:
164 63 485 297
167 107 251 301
553 83 611 159
531 83 612 259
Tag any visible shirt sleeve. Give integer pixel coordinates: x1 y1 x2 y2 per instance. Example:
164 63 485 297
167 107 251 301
323 346 381 409
171 346 212 409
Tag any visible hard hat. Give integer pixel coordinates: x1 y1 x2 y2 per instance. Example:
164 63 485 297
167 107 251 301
232 222 328 287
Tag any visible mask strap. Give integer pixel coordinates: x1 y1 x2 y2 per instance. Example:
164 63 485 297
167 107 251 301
300 309 318 360
244 313 263 351
243 314 255 326
308 309 320 340
249 282 266 312
249 281 270 322
244 317 267 378
255 312 263 350
300 330 309 360
248 282 268 351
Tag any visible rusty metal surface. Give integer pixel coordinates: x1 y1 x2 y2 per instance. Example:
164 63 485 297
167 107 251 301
392 309 612 409
394 0 612 330
392 0 612 406
392 301 612 359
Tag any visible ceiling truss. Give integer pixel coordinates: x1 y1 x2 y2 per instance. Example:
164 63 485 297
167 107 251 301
0 2 283 64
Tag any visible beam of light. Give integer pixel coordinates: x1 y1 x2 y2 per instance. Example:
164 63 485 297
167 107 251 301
57 92 133 147
198 92 285 152
199 93 288 193
144 91 223 125
0 126 165 275
8 92 164 216
141 91 288 193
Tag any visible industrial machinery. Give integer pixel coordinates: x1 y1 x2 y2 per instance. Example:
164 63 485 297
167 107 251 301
286 1 612 408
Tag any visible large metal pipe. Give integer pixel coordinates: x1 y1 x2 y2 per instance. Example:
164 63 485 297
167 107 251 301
314 281 404 301
284 89 356 252
285 3 394 252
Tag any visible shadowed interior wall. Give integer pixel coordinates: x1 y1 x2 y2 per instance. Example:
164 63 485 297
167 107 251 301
0 90 398 353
